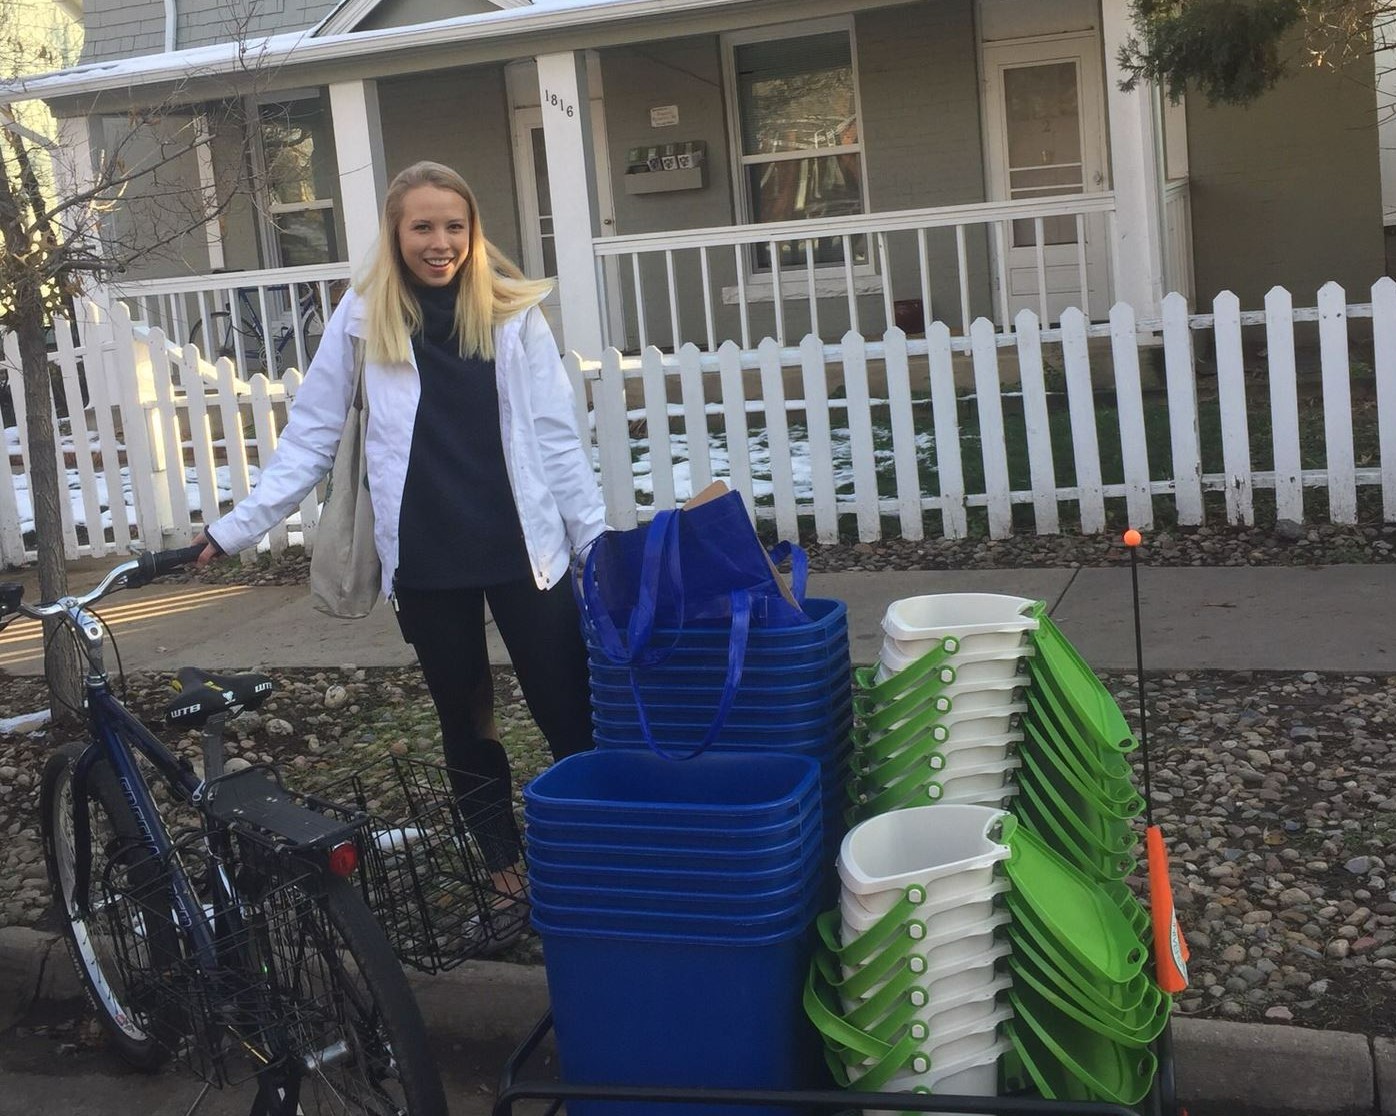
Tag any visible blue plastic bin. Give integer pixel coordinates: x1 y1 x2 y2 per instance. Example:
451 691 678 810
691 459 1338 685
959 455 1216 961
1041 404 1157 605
523 827 820 874
522 796 821 853
523 751 820 828
533 910 820 1116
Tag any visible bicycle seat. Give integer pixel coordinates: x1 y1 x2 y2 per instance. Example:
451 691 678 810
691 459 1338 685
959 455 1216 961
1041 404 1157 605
164 667 274 728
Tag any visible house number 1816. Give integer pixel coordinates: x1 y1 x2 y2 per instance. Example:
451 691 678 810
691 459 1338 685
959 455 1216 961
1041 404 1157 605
544 90 575 118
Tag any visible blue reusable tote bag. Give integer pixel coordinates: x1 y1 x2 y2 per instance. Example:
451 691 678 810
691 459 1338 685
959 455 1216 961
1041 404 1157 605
575 486 812 760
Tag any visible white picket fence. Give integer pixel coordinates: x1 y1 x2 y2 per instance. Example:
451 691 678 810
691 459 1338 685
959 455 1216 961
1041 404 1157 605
3 279 1395 566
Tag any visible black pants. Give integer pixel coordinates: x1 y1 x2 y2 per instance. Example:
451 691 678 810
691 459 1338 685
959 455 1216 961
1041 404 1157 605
394 577 593 871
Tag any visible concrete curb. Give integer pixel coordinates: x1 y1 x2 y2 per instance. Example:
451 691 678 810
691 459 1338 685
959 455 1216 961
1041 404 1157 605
3 928 1390 1113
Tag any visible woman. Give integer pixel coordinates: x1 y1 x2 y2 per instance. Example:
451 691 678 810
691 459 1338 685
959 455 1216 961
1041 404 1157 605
197 161 605 934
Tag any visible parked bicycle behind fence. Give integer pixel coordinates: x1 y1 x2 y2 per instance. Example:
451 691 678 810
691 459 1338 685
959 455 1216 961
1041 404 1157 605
189 282 330 375
0 549 448 1116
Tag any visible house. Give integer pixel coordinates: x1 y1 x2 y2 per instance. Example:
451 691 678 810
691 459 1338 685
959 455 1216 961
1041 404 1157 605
18 0 1387 364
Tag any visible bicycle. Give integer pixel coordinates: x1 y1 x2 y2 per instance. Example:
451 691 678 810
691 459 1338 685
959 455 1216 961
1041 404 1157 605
189 283 327 374
0 548 448 1116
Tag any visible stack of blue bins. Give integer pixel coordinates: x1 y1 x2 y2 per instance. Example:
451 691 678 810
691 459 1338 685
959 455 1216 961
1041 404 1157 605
524 750 826 1115
587 597 853 862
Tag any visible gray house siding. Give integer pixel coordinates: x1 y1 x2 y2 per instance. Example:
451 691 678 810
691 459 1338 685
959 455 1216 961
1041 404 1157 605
376 66 523 268
857 0 989 331
81 0 337 63
1186 48 1384 308
359 0 502 33
598 1 991 351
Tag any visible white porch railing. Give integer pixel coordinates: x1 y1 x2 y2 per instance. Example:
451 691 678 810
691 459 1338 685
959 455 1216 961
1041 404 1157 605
592 193 1119 353
1163 179 1195 308
4 279 1394 567
111 262 352 377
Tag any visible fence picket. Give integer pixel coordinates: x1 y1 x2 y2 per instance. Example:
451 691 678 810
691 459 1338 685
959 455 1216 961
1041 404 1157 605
801 334 839 543
1109 302 1153 530
149 328 193 545
842 330 881 542
565 352 593 462
76 302 134 553
1061 308 1105 533
1014 308 1059 534
678 343 711 499
1213 291 1254 525
248 374 288 553
1373 278 1396 522
927 321 967 538
181 346 221 538
281 370 321 548
882 327 924 540
53 316 108 556
641 345 675 512
111 302 165 548
1318 281 1357 523
971 318 1013 538
1264 286 1303 523
0 357 24 561
6 332 79 558
594 348 636 528
758 338 798 541
718 341 754 515
1162 293 1203 526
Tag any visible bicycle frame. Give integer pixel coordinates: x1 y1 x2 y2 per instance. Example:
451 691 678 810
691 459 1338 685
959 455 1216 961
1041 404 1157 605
70 681 225 969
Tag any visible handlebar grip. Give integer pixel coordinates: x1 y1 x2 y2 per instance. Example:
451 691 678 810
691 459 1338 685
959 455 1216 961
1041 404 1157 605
133 544 207 585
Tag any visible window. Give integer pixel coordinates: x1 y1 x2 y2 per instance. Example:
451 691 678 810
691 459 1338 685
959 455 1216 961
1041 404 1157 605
729 25 867 271
258 96 341 266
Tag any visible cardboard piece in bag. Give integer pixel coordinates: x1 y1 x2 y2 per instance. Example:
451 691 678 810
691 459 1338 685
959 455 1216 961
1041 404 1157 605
683 480 803 612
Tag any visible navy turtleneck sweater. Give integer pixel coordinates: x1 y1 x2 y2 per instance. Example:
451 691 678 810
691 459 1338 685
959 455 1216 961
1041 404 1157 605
394 280 532 589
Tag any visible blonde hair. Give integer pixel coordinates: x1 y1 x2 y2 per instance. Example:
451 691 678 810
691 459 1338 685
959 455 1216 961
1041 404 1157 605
355 161 553 363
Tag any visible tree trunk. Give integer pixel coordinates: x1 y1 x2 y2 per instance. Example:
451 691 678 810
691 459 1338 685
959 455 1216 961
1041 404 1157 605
15 272 82 731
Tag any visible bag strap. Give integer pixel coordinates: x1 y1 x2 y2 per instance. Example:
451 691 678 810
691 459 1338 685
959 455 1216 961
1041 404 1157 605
630 586 750 761
767 540 809 601
573 512 682 669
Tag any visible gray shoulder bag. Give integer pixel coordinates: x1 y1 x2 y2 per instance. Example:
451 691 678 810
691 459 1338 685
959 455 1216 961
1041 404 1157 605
310 336 382 618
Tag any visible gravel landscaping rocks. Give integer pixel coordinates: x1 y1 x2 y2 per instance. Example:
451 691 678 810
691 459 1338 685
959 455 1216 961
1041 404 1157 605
1 659 1393 1033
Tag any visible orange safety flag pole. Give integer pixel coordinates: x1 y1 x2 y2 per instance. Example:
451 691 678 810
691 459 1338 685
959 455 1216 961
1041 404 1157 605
1125 529 1190 993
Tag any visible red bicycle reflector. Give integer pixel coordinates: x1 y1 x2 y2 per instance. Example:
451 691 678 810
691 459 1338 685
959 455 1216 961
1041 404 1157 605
328 841 359 878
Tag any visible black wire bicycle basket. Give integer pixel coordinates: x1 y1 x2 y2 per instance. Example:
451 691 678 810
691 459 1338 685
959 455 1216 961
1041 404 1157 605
303 755 529 973
98 826 353 1087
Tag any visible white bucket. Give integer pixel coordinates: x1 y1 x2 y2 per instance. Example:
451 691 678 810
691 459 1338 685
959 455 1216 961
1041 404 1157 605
838 805 1011 903
841 940 1012 1010
938 679 1029 715
882 593 1039 656
839 914 1011 985
865 1038 1010 1116
943 646 1036 685
847 1006 1010 1079
840 885 1006 945
854 758 1021 822
841 872 1008 921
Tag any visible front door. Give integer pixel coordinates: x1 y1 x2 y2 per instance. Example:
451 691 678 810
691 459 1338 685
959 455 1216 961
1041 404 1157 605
512 102 624 345
982 34 1110 323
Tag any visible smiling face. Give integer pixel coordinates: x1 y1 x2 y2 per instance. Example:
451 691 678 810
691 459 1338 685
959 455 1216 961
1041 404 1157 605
396 184 473 287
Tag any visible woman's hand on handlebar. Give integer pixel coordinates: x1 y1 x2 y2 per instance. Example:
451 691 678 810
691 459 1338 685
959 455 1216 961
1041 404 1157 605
193 531 227 568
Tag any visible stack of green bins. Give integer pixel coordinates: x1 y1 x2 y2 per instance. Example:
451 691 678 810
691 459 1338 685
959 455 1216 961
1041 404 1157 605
1003 603 1169 1106
999 820 1170 1107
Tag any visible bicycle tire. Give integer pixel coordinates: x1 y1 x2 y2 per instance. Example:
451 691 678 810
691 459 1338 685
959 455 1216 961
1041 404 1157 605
39 743 180 1071
251 874 448 1116
190 312 265 366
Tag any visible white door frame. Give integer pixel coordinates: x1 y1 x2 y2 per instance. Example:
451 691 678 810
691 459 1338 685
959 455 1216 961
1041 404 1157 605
980 30 1111 322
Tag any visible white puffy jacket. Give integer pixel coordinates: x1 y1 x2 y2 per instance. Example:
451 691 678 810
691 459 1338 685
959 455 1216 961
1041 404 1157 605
207 287 607 598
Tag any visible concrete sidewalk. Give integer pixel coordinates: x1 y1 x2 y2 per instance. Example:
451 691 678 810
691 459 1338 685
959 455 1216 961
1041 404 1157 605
3 559 1394 675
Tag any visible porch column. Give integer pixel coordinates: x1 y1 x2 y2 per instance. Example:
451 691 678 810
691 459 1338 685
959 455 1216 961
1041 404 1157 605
535 51 605 358
1101 0 1166 318
328 80 387 273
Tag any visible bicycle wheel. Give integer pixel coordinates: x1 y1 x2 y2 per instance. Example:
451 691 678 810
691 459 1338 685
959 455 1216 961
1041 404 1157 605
190 312 265 367
249 874 448 1116
39 743 180 1071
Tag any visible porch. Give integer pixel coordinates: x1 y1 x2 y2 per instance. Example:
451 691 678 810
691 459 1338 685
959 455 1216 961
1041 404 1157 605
68 0 1193 366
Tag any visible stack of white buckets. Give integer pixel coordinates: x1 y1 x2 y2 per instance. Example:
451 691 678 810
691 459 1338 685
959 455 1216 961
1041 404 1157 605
817 595 1043 1106
848 594 1040 819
